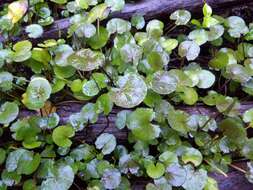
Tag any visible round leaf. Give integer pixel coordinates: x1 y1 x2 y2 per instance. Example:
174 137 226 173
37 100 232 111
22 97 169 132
95 133 116 155
52 126 75 147
110 73 147 108
0 102 19 125
67 49 105 71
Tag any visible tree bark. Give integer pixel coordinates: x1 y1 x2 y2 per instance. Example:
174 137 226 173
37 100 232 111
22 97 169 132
1 0 253 43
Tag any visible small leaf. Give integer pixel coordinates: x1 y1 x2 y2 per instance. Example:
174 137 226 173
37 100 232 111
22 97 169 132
40 164 74 190
203 3 212 17
115 110 131 129
0 102 19 125
226 16 249 38
131 14 145 30
25 24 43 39
188 29 208 45
105 0 125 12
204 177 218 190
106 18 131 34
86 26 109 49
0 71 13 91
166 163 187 187
146 163 165 179
182 147 203 166
87 3 110 24
209 51 229 69
110 73 147 108
95 133 116 155
101 169 121 189
196 70 215 89
67 49 105 71
127 108 160 141
151 71 177 95
82 79 100 97
178 41 200 61
22 77 52 110
7 0 28 24
170 10 191 25
52 126 75 147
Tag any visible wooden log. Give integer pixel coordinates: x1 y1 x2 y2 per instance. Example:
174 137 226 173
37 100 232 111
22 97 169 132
1 0 253 43
19 102 250 190
18 102 253 143
129 162 253 190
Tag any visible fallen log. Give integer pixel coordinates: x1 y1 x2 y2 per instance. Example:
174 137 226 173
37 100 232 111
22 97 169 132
34 102 253 190
1 0 253 43
18 102 253 143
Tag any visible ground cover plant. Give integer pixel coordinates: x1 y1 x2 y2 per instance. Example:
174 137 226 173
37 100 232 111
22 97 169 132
1 0 253 189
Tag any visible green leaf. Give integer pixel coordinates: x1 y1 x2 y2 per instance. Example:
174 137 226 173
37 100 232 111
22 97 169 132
151 71 177 95
131 14 145 30
204 177 218 190
127 108 160 141
54 65 76 79
95 133 116 155
0 148 6 165
23 179 37 190
0 102 19 125
82 79 100 97
54 44 74 67
182 165 208 190
209 51 229 69
243 108 253 124
95 93 113 115
67 49 105 71
120 43 143 65
219 118 247 147
166 163 187 187
159 151 178 166
160 38 178 53
188 29 208 45
178 41 200 61
146 163 165 179
196 70 215 89
101 169 121 189
50 0 67 4
107 18 131 34
40 164 74 190
177 86 198 105
32 48 51 64
1 170 21 186
6 149 40 175
22 77 52 110
208 25 224 41
105 0 125 11
170 10 191 25
203 3 212 17
10 119 41 149
182 147 203 166
115 110 131 130
167 109 189 134
226 16 249 38
110 73 147 108
7 0 28 24
86 3 109 23
76 23 96 38
52 125 75 147
242 138 253 160
12 40 32 62
86 26 109 49
0 71 13 91
25 24 43 39
146 20 164 38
